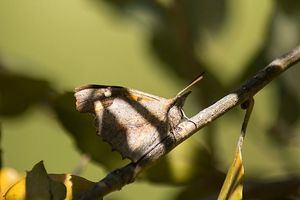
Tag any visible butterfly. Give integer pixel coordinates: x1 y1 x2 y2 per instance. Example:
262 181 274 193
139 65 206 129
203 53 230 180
74 73 204 162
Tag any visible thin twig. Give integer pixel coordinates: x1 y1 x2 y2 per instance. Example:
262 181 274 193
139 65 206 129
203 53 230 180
78 45 300 200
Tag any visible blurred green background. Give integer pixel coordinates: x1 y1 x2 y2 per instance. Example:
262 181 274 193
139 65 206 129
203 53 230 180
0 0 300 199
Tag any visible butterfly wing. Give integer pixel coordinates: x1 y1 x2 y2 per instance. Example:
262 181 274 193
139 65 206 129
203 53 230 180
74 85 176 162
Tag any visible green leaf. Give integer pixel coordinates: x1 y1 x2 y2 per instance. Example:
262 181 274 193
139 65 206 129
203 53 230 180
25 161 66 200
144 138 217 184
197 0 274 84
0 71 52 117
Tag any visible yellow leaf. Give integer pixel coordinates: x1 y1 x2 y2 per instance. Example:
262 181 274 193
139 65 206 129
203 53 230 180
218 99 254 200
49 174 96 199
218 146 244 200
5 161 65 200
0 168 22 198
4 161 97 200
3 176 26 200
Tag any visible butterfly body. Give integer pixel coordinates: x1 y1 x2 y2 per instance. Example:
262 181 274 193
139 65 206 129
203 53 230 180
74 73 204 162
75 85 184 162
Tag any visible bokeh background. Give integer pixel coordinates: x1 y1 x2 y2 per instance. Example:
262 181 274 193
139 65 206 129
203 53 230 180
0 0 300 199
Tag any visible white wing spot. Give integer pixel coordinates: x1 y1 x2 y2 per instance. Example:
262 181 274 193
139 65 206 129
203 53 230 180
104 90 112 97
94 101 104 112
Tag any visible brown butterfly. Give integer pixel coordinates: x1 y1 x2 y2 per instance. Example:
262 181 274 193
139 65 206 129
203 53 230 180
74 73 204 162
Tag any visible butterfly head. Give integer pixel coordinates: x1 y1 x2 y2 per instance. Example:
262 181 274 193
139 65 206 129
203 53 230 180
173 90 192 109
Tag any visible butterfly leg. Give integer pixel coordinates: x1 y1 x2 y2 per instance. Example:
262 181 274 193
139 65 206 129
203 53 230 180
180 109 197 128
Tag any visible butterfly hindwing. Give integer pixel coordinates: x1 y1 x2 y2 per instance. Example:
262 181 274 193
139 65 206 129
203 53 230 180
75 85 182 162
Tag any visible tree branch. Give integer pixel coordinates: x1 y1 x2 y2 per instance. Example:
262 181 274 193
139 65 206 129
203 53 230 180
78 45 300 200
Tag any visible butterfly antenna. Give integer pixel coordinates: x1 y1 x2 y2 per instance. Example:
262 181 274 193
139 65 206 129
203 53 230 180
176 72 205 98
